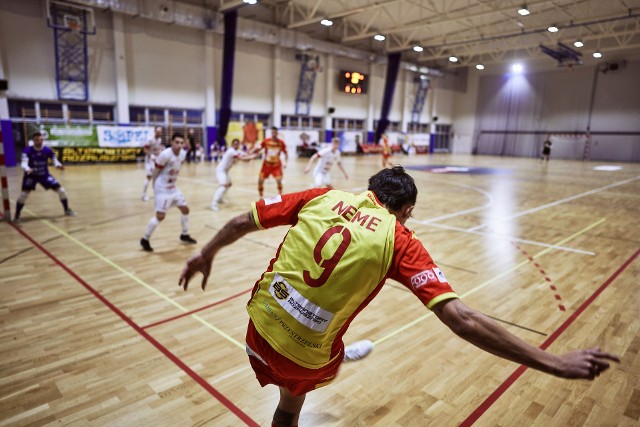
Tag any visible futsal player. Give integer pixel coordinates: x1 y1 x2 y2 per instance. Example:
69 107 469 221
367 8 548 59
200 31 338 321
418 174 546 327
252 127 288 199
303 137 349 188
210 138 255 211
141 126 164 202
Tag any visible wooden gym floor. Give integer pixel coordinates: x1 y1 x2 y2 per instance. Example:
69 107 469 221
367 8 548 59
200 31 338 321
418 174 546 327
1 153 639 426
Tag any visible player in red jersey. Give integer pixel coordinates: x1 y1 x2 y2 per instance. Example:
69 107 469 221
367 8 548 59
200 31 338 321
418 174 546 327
253 127 288 199
380 133 392 168
179 166 619 427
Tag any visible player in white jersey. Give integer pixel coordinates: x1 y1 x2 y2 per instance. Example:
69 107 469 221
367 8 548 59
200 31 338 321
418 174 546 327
303 137 348 188
140 133 197 252
211 138 255 211
142 127 165 201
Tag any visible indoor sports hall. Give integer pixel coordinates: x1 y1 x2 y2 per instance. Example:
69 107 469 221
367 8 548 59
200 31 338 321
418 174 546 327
1 1 639 426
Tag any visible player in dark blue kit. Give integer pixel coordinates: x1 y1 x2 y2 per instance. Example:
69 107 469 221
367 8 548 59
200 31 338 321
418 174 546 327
13 132 75 222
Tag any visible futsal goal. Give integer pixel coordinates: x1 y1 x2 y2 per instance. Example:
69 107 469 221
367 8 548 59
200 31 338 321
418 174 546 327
546 133 591 160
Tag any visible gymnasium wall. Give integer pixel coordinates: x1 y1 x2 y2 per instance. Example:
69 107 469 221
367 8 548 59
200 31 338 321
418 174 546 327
472 59 640 161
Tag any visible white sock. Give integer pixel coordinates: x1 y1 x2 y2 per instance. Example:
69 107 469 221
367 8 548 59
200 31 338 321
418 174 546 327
144 216 159 239
142 178 150 195
181 214 189 234
212 186 226 205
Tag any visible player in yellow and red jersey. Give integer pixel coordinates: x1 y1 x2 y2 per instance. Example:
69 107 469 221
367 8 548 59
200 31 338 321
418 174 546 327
180 166 619 427
253 126 288 198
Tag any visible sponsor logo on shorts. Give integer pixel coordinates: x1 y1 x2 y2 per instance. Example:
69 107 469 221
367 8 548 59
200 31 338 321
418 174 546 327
410 269 437 289
264 195 282 205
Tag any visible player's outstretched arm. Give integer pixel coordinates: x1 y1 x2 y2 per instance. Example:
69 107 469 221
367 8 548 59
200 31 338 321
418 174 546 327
179 211 259 291
304 153 319 174
432 298 620 379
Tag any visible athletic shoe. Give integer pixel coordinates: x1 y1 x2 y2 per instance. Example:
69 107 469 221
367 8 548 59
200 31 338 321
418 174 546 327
141 194 149 202
12 216 20 223
180 234 197 244
65 209 77 217
140 238 153 252
343 340 374 362
210 204 219 211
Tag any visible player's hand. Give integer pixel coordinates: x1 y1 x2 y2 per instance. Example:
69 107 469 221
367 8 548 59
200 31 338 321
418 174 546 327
179 252 212 291
25 168 33 175
56 165 65 170
554 347 620 379
304 167 310 174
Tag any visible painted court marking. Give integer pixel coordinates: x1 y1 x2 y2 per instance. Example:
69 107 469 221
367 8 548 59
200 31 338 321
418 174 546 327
6 219 259 427
374 217 606 346
15 208 245 350
460 246 640 426
468 175 640 232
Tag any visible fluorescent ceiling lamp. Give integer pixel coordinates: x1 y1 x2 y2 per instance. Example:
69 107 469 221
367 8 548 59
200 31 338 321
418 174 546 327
413 46 424 52
243 0 257 4
476 64 485 70
449 56 458 62
512 63 523 73
548 25 558 32
573 40 584 47
374 34 385 41
593 51 602 58
518 6 530 16
320 19 333 26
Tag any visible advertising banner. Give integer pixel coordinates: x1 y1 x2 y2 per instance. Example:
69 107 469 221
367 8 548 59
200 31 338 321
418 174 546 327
97 125 155 147
40 125 98 147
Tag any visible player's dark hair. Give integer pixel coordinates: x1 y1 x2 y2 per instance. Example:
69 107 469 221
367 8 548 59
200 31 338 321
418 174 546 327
368 166 417 211
32 131 43 138
171 132 184 141
271 126 278 131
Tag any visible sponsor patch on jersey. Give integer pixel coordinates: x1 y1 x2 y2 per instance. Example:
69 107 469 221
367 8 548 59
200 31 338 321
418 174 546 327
410 269 438 289
269 273 334 332
264 195 282 205
433 267 447 283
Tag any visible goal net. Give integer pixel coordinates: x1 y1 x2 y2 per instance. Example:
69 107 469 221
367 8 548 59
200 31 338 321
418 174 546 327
547 133 590 160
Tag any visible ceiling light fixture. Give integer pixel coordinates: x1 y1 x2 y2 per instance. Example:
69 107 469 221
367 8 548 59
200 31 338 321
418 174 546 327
449 56 459 63
573 40 584 48
518 6 530 16
547 25 558 33
374 34 385 41
320 19 333 26
413 46 424 52
476 64 485 70
243 0 257 4
593 51 602 58
512 63 523 73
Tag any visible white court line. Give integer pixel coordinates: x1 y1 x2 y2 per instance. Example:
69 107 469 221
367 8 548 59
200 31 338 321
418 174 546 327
467 175 640 232
411 220 595 255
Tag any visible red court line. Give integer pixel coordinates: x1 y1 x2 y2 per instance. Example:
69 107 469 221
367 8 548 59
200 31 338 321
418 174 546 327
142 288 253 329
460 246 640 427
7 222 259 427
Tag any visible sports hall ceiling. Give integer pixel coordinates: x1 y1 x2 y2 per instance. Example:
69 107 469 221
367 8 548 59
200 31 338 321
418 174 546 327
219 0 640 69
74 0 640 69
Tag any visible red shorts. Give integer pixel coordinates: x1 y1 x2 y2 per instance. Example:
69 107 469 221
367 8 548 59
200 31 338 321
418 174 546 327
245 320 343 396
260 163 283 179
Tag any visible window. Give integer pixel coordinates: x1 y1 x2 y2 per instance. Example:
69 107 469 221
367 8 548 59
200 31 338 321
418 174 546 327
332 118 365 131
68 104 90 122
8 100 36 120
39 102 64 122
92 104 113 123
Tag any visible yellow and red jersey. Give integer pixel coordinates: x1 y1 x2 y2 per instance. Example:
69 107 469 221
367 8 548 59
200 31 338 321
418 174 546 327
247 188 458 369
260 138 287 166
